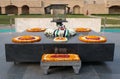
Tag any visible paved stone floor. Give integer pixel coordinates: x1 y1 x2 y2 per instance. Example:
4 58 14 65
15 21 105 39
0 32 120 79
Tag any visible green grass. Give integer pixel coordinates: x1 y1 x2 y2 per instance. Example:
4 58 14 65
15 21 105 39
0 15 10 24
18 14 53 18
66 14 89 18
0 14 120 26
101 18 120 25
0 14 53 24
0 14 89 24
92 14 120 18
92 14 120 25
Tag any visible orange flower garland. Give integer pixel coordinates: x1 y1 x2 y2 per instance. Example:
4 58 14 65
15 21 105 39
12 35 41 43
53 37 68 42
75 27 91 32
79 35 107 43
41 54 80 62
26 27 46 32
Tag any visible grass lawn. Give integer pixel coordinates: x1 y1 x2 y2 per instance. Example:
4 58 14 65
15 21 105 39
92 14 120 25
0 14 52 24
101 18 120 25
0 14 89 24
92 14 120 18
66 14 89 18
0 15 10 24
0 14 120 26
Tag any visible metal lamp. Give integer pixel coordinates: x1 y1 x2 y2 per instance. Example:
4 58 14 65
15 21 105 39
51 4 68 26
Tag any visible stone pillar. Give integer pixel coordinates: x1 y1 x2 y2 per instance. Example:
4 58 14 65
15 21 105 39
1 7 5 14
106 7 109 14
70 7 73 14
40 8 45 14
51 9 53 14
18 7 22 15
81 7 85 14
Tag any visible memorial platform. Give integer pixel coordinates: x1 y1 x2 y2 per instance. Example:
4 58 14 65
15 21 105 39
5 31 115 63
0 31 119 79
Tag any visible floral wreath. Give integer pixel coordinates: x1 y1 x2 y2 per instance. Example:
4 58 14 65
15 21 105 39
79 35 107 43
12 35 41 43
75 27 91 32
26 27 46 32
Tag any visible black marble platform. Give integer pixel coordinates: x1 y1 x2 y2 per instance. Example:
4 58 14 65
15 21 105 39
5 31 115 62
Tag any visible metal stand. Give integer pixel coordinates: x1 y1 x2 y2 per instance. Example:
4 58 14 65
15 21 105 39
41 61 81 74
8 14 14 34
103 17 107 33
100 17 107 36
56 22 63 26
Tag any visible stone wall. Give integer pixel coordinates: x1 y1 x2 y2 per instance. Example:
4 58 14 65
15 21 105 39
83 4 108 14
0 0 120 14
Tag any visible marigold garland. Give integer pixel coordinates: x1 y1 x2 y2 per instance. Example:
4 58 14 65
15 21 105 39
12 35 41 43
26 27 46 32
75 27 91 32
53 37 68 42
41 54 80 62
79 35 107 43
